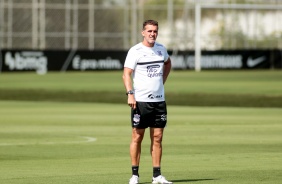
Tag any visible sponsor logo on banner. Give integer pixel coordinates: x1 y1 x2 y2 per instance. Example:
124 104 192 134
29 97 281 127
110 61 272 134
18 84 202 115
171 55 243 69
72 55 122 70
4 51 47 74
188 55 243 69
247 56 266 67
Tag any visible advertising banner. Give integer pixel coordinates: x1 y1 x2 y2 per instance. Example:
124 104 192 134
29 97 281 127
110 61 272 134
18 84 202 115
171 50 276 70
0 50 126 74
0 49 281 74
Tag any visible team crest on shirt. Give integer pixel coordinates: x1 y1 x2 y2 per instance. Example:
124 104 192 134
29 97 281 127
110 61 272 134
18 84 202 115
133 114 140 124
157 51 162 56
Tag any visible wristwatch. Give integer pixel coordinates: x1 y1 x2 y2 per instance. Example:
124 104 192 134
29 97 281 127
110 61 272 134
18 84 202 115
126 90 134 95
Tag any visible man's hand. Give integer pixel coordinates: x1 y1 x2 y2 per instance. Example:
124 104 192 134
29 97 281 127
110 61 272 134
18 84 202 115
127 95 136 109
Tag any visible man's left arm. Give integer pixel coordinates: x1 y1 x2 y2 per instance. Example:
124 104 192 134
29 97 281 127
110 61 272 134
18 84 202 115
163 57 171 84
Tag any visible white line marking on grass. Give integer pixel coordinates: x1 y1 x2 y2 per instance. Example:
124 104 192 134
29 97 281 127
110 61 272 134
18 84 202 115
0 136 97 146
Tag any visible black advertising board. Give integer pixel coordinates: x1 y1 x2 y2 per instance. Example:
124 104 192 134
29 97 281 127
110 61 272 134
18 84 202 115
0 50 126 74
0 49 281 74
171 50 276 69
272 50 282 69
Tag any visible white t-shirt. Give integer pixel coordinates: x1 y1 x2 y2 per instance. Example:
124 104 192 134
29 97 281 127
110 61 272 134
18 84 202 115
124 42 169 102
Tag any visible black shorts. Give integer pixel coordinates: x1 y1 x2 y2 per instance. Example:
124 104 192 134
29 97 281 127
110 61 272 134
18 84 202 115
131 101 167 129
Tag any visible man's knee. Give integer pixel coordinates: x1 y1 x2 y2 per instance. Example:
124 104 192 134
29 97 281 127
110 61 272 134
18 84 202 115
152 132 163 144
132 129 145 143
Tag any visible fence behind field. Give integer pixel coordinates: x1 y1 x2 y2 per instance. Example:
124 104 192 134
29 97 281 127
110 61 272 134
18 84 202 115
0 0 282 51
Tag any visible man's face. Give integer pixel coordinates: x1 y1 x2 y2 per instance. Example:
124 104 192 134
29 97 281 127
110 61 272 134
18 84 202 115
142 24 158 46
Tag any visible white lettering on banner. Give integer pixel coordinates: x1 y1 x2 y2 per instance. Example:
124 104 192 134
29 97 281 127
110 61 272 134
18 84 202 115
171 55 242 69
187 55 243 69
170 55 187 69
72 55 122 70
5 52 47 74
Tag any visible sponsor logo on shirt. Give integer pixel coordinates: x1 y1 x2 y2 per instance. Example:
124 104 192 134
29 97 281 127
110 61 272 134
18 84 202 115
147 65 163 78
148 94 163 99
147 65 160 72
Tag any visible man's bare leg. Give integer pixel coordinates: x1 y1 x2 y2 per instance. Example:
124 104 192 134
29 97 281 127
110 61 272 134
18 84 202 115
130 128 145 167
150 128 164 167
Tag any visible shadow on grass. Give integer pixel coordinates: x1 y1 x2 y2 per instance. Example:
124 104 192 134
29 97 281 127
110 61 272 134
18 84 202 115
139 178 217 184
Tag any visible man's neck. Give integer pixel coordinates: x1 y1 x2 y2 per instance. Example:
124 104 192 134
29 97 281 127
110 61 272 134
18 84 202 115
142 41 154 48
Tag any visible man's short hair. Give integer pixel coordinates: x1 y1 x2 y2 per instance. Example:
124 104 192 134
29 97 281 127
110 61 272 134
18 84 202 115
143 20 158 30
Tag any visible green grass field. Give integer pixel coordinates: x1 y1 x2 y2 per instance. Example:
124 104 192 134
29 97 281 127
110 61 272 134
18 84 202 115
0 70 282 183
0 101 281 184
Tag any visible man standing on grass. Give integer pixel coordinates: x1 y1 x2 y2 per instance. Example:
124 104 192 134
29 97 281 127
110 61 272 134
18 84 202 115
123 20 172 184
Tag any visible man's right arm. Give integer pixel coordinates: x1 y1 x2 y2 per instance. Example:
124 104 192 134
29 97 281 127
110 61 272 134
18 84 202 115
122 67 136 109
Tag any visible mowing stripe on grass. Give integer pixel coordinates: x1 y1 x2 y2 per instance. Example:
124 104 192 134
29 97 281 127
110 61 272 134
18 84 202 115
0 136 97 146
